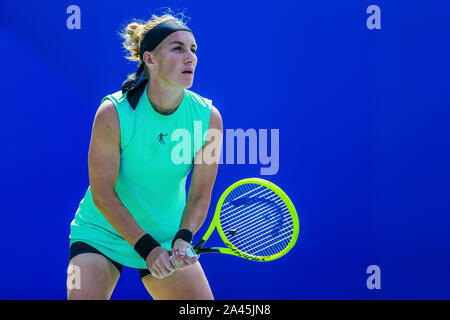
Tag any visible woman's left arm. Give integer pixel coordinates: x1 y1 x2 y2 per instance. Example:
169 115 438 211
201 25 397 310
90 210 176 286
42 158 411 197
172 105 223 261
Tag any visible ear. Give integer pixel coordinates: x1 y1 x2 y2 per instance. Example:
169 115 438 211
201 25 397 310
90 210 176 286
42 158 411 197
142 51 157 71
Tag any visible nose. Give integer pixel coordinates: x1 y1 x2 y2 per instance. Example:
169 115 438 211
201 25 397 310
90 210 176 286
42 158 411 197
184 51 197 65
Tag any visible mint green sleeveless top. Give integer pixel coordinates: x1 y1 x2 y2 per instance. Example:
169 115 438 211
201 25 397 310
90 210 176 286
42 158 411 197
69 83 212 269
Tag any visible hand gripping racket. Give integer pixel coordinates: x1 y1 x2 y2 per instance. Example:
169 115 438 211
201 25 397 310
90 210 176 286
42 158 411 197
184 178 299 261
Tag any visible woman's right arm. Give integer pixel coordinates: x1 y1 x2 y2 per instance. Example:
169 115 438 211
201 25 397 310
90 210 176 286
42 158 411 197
88 100 174 278
88 100 146 245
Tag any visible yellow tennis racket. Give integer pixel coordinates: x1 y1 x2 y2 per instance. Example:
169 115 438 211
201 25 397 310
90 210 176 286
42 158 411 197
185 178 299 261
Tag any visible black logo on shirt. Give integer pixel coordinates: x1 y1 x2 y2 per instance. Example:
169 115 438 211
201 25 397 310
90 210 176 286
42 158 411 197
157 133 168 144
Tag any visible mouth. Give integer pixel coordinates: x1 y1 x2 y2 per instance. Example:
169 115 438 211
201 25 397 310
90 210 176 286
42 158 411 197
182 70 194 77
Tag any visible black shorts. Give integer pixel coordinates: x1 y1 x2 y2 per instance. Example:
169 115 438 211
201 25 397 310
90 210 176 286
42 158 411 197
69 241 151 279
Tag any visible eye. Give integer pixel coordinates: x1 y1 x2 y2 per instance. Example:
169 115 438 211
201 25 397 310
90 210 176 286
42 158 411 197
172 46 196 54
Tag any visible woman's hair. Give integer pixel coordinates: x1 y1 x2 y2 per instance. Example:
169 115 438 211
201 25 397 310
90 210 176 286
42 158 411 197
119 10 190 106
121 12 188 64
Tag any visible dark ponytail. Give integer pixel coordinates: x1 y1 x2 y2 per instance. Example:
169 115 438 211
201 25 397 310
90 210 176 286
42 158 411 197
121 62 148 110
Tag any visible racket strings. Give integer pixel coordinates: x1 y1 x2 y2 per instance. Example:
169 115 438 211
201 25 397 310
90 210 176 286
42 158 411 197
221 202 289 242
220 186 267 216
219 184 294 257
221 193 282 226
223 211 293 257
228 212 292 247
223 205 287 237
231 215 293 256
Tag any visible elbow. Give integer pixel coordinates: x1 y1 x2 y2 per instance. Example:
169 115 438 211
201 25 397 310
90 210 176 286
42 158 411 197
194 195 212 213
188 191 211 206
91 189 116 211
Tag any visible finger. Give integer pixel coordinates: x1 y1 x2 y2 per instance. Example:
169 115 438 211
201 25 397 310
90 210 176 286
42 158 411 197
157 259 174 277
170 255 182 269
172 257 188 271
150 267 163 279
174 239 191 257
178 247 189 258
165 258 176 273
154 260 170 278
164 251 177 271
173 240 184 254
183 255 199 265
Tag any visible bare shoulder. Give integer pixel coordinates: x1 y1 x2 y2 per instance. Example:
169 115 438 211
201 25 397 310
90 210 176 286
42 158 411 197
94 99 119 130
209 105 223 131
91 99 120 143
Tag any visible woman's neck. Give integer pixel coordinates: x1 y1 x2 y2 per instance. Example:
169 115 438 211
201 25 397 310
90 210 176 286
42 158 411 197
147 79 184 115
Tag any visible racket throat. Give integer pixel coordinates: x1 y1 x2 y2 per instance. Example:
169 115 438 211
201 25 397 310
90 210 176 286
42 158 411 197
197 247 222 254
193 240 206 251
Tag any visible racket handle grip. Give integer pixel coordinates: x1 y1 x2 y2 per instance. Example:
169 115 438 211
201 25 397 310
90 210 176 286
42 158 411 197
185 246 198 258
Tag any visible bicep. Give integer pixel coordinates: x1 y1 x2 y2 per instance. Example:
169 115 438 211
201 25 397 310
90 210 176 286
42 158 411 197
88 100 121 204
189 106 223 200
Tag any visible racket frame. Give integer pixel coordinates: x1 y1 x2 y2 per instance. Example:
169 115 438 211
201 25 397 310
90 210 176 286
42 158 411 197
192 178 299 261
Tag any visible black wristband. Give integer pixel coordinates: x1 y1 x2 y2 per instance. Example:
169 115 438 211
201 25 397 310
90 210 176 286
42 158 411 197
134 234 161 260
172 229 193 249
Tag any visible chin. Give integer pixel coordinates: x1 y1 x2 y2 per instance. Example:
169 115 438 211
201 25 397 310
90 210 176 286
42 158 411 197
179 79 194 89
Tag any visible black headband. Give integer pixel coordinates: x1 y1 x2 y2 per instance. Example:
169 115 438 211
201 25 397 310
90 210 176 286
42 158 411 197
121 19 194 109
139 19 193 61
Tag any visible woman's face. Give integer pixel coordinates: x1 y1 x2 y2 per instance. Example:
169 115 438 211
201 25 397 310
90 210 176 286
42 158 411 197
148 30 198 89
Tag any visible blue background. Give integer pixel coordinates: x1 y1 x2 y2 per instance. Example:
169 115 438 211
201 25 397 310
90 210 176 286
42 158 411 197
0 0 449 299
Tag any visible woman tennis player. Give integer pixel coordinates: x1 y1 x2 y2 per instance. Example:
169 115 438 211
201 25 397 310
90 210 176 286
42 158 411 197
67 13 223 300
